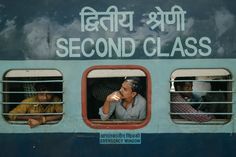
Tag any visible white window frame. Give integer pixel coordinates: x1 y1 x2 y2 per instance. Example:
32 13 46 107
170 69 233 125
2 69 64 125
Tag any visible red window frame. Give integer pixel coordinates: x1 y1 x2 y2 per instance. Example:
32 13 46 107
82 65 151 129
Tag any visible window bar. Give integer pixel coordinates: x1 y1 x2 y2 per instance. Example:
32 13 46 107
3 112 64 116
0 80 64 83
1 91 64 94
170 91 235 93
1 101 63 105
170 112 233 115
170 101 233 104
170 79 234 82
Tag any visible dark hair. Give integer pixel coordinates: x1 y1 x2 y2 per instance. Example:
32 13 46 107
173 77 195 89
124 77 140 93
35 83 54 92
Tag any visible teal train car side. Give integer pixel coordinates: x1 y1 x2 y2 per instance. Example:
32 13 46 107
0 0 236 157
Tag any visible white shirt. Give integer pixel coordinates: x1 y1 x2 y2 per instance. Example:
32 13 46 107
99 94 146 120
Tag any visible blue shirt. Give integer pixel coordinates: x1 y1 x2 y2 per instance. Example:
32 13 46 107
99 94 146 120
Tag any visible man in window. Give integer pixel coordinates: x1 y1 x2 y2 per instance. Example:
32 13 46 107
99 77 146 120
171 77 213 122
8 83 63 128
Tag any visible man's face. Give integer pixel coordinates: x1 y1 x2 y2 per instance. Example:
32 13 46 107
37 92 53 102
180 82 193 97
119 81 136 100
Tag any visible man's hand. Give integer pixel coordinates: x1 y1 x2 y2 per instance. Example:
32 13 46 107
28 118 43 128
106 91 123 102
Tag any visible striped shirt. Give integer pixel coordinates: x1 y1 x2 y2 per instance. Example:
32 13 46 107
171 93 213 122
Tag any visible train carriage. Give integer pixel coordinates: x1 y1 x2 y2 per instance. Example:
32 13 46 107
0 0 236 157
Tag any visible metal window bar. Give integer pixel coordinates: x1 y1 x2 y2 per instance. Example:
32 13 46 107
1 101 63 105
170 112 233 115
170 101 233 104
0 80 63 83
170 79 234 82
7 121 59 124
1 79 64 103
3 112 64 116
1 91 64 94
3 113 63 124
170 91 234 93
171 119 230 124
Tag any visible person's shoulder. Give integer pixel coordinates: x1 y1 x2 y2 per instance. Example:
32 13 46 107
52 96 62 109
171 93 181 99
53 96 61 102
21 96 36 103
136 94 146 105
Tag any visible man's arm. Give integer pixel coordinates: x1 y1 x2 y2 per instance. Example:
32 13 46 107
102 91 121 114
28 115 62 128
8 103 29 121
99 91 121 120
171 94 213 122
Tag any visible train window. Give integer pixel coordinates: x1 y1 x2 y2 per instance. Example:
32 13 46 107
170 69 233 124
82 65 151 129
2 69 63 127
